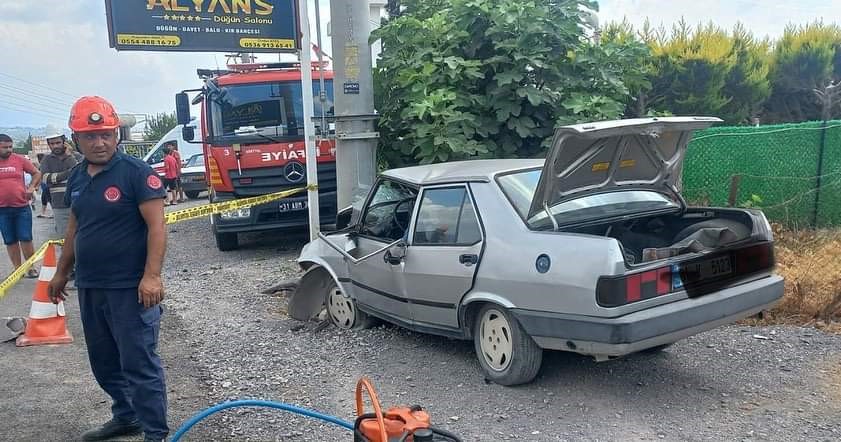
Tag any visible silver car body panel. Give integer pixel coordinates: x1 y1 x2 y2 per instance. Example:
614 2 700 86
296 117 783 357
528 117 721 221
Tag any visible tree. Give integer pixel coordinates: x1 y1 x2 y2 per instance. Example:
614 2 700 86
13 134 33 154
373 0 649 166
144 112 178 142
606 19 772 125
763 22 841 123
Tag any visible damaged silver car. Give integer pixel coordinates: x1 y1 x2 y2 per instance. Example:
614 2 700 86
291 117 784 385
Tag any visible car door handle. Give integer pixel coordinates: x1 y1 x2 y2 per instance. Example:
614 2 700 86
459 254 479 266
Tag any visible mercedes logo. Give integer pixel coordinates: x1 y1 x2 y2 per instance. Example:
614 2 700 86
283 161 305 183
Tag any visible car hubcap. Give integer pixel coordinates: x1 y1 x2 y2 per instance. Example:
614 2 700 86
327 287 355 329
479 309 513 372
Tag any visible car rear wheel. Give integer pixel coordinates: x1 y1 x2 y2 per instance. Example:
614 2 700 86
473 305 543 386
185 191 201 199
325 280 374 330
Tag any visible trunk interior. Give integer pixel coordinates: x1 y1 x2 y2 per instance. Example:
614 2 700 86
564 209 755 266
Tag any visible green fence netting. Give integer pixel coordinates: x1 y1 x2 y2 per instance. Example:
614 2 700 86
683 120 841 228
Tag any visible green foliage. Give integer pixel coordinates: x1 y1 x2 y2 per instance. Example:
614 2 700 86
739 194 763 209
144 112 178 142
13 135 33 154
373 0 648 166
763 22 841 123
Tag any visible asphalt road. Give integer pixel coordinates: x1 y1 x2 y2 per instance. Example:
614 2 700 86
1 201 840 442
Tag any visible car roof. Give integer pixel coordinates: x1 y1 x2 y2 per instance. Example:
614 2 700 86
382 159 544 186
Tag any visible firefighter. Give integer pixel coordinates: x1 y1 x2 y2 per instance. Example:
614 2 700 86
47 96 169 442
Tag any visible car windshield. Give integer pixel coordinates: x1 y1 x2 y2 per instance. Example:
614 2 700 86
186 154 204 168
497 169 680 228
208 80 333 142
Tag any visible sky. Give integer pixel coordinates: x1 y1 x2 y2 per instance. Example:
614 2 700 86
0 0 839 130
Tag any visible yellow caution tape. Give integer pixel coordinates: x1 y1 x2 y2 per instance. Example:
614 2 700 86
0 187 307 299
164 187 306 224
0 240 62 299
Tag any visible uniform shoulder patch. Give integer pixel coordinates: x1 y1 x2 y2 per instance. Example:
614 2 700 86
147 174 163 190
104 186 122 203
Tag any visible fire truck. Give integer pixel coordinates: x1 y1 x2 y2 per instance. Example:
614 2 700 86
175 62 337 251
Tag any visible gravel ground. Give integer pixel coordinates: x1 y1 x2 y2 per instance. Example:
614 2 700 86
3 207 841 441
161 217 841 442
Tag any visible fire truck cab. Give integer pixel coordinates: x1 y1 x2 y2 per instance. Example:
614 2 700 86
175 62 337 251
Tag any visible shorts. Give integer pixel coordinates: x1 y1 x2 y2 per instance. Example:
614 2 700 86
163 178 178 191
0 206 34 245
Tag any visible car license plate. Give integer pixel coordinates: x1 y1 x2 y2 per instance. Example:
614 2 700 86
279 201 307 212
672 255 733 290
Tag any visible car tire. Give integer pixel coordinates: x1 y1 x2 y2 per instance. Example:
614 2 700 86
639 343 673 354
325 278 375 330
186 191 201 199
215 232 238 251
473 305 543 386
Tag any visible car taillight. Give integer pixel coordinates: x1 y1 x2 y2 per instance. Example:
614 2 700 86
208 156 223 186
598 266 675 307
596 242 775 308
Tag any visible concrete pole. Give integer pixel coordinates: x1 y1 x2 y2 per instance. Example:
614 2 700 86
298 0 321 241
330 0 380 211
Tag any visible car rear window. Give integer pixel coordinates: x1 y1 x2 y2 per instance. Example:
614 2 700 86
497 169 679 228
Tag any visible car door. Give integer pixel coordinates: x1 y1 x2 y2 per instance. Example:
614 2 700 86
399 185 483 331
347 178 418 325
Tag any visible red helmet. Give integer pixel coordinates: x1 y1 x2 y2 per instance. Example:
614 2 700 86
68 96 120 133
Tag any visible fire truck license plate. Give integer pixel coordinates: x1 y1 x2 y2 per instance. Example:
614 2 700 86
279 201 307 212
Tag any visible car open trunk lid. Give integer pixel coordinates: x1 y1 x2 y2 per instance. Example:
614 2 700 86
527 117 722 223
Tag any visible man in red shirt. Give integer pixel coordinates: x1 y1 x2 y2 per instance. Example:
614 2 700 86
162 147 179 206
165 141 186 203
0 134 43 276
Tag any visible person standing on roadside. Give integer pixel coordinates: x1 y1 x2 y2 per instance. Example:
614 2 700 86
40 133 82 241
162 147 179 206
35 153 53 218
166 141 186 203
0 134 42 278
47 96 169 442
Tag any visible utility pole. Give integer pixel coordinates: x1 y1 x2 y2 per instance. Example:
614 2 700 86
330 0 380 211
299 0 321 240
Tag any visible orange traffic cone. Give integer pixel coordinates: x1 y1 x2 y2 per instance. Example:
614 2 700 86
16 244 73 347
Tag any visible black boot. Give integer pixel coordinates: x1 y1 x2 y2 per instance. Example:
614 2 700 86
81 418 142 441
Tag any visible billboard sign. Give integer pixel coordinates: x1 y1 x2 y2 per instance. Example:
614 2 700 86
105 0 300 53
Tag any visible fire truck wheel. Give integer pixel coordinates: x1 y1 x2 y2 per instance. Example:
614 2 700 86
185 191 201 199
215 232 239 251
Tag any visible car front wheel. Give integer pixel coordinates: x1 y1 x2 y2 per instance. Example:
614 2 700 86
325 281 375 330
473 305 543 386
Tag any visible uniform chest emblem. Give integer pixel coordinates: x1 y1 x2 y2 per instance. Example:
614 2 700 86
104 186 122 203
147 175 163 190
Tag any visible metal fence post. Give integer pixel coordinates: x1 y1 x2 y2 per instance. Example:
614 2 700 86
813 120 828 228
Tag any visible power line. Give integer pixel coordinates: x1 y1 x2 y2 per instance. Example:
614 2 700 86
0 71 78 99
0 103 66 121
0 82 75 108
0 92 70 117
0 90 72 115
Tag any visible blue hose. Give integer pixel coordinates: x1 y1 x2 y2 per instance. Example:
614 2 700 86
170 399 354 442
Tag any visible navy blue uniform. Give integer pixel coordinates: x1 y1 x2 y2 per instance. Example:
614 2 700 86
66 152 169 439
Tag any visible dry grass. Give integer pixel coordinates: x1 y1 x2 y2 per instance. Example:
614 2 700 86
747 225 841 330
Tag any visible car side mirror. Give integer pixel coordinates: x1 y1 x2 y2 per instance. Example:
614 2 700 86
336 205 354 230
383 241 407 265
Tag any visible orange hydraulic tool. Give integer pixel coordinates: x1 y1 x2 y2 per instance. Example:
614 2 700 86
352 378 460 442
